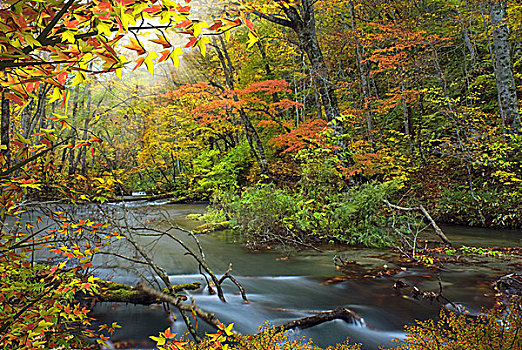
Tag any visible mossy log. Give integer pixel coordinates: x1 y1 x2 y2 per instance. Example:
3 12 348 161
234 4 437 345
193 221 232 234
186 213 204 221
98 281 201 305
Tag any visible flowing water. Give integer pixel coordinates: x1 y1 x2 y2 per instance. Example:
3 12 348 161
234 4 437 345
41 201 520 349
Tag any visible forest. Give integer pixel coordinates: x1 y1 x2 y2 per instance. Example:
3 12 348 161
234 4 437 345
0 0 521 349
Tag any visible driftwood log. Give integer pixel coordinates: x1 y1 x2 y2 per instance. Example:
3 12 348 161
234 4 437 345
274 307 363 333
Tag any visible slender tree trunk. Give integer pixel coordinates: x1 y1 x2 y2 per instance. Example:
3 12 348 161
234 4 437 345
68 90 80 175
400 68 414 153
214 37 269 174
348 1 373 145
489 0 520 134
76 81 92 175
256 40 281 104
24 84 50 139
295 0 343 133
1 90 10 167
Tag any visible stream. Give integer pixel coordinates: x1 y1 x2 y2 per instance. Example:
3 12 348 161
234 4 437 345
42 201 521 349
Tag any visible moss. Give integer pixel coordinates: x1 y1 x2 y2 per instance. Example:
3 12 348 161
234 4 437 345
98 281 201 305
164 282 201 293
193 221 231 234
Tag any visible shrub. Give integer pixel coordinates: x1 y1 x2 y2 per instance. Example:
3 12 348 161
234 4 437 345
151 322 362 350
395 297 522 350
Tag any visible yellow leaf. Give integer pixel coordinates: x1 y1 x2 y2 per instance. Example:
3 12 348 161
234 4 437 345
97 22 112 36
171 47 184 69
224 323 234 336
247 31 258 48
197 37 210 56
61 31 76 44
150 335 165 346
144 51 159 75
49 87 62 104
193 22 209 38
70 72 85 87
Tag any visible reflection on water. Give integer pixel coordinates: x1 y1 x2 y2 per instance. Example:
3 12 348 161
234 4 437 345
82 203 520 349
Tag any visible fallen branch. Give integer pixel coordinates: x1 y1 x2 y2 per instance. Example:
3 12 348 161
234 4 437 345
193 221 232 234
137 281 230 333
274 307 363 333
218 264 248 302
383 199 451 245
393 279 458 310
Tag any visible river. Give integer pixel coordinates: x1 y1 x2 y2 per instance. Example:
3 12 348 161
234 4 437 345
61 201 520 349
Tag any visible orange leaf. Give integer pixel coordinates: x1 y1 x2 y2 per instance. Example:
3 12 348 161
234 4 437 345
174 20 192 28
143 5 163 14
149 35 171 49
245 18 255 32
164 328 175 339
177 5 191 13
208 21 222 31
184 37 197 48
123 38 146 56
132 57 145 71
158 49 170 63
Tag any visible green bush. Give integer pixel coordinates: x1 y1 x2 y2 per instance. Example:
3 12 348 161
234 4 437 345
209 180 400 248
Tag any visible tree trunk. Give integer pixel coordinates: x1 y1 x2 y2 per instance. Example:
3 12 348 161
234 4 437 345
489 0 520 134
274 307 363 333
68 90 80 175
295 0 343 134
253 0 344 136
76 81 92 175
24 84 50 139
400 68 414 153
1 90 10 167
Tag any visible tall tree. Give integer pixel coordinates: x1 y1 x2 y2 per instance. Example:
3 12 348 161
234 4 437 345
252 0 344 135
213 37 269 174
488 0 520 134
